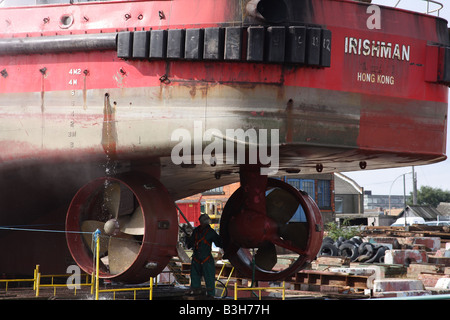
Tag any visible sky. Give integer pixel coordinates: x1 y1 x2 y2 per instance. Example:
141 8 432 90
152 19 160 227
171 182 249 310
342 0 450 196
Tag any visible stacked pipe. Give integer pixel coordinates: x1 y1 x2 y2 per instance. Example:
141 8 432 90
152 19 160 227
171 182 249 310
318 236 389 263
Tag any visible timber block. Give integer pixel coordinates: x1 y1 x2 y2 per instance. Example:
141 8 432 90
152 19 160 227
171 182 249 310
373 278 425 292
329 267 376 277
384 249 428 265
432 249 450 257
351 262 407 278
428 256 450 267
407 237 441 251
418 273 450 287
373 290 432 298
407 263 446 278
312 256 350 270
435 277 450 289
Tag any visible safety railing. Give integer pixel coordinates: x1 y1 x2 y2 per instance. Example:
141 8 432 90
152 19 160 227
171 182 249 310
394 0 443 16
1 264 154 300
233 282 286 300
1 265 94 297
0 231 156 300
35 266 94 297
97 278 155 300
216 261 235 298
0 267 38 292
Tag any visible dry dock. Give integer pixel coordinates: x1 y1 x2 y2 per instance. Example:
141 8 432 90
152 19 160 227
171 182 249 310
1 225 449 300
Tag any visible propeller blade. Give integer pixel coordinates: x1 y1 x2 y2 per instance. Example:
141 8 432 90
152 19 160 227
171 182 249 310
119 206 145 235
266 188 299 224
100 256 109 266
254 242 277 271
107 234 141 275
80 220 109 256
280 222 308 249
103 182 121 219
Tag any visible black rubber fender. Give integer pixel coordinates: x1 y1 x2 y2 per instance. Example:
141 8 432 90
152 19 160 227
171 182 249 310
366 246 388 263
350 236 363 246
358 242 375 257
343 239 356 246
322 237 334 244
338 243 359 261
319 242 338 256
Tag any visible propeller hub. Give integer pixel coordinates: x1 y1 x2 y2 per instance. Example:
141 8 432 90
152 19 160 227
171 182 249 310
229 210 277 248
104 218 120 235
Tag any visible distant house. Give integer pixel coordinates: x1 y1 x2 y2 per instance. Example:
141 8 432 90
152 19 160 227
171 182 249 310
437 202 450 217
396 205 450 221
334 172 363 214
333 173 404 227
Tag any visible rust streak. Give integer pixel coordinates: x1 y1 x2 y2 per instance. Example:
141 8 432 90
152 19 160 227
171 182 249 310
83 70 88 110
40 67 46 149
285 99 294 143
101 93 118 158
40 67 46 113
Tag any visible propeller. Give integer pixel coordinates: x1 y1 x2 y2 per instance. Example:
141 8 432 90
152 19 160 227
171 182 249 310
254 242 277 271
80 181 145 275
119 207 144 235
108 234 142 275
266 188 298 224
253 187 308 271
221 176 324 281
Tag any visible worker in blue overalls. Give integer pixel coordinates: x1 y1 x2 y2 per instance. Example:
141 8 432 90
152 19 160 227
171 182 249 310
186 214 222 297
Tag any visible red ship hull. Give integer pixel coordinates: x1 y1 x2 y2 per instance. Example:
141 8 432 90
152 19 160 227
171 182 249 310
0 0 448 276
0 1 447 172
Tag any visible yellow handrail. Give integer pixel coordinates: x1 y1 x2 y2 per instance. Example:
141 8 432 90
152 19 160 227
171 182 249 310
1 264 93 297
97 278 155 300
0 264 39 293
0 277 36 293
34 266 94 297
95 230 100 300
35 273 94 297
216 262 235 298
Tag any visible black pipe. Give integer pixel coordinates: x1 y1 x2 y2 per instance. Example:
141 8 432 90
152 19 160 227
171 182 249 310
0 32 117 56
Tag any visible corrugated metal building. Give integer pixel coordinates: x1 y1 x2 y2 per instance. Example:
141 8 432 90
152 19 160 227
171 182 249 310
397 205 450 221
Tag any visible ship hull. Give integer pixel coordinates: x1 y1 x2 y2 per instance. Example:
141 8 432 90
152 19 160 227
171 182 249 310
0 78 446 172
